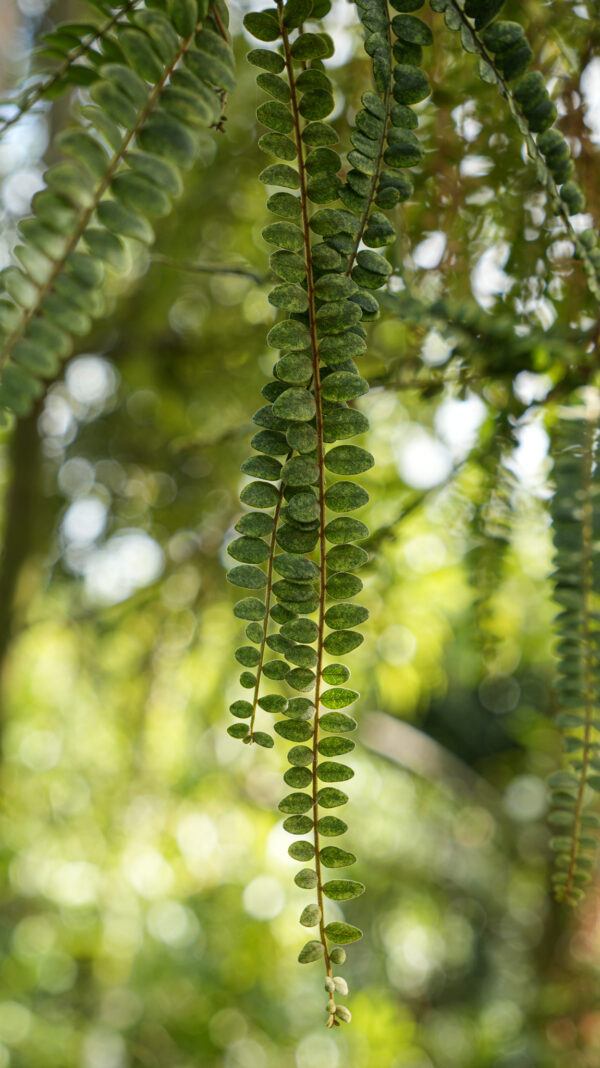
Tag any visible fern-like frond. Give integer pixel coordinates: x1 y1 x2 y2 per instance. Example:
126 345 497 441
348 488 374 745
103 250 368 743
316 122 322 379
226 0 437 1027
0 0 234 419
466 420 513 666
430 0 600 302
549 418 600 906
342 0 432 276
0 0 142 140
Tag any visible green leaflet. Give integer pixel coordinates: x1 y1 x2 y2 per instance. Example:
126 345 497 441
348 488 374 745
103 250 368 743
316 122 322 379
327 573 364 598
323 880 365 900
321 688 359 709
318 815 348 835
285 765 312 788
325 603 369 629
317 761 355 781
325 922 363 944
549 419 600 906
317 787 349 808
300 904 322 927
325 445 375 474
321 664 351 685
289 839 315 859
295 868 319 888
318 736 354 756
298 940 325 963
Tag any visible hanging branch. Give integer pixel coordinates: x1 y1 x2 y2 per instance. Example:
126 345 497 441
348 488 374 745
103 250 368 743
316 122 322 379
549 416 600 905
0 2 235 419
431 0 600 301
225 0 440 1024
0 0 143 141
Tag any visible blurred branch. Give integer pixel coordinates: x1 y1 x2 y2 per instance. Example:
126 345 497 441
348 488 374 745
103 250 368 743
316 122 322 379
150 254 266 285
0 0 143 140
362 711 504 817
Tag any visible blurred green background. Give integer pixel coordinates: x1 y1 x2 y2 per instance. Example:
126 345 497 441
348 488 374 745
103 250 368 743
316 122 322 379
1 0 600 1064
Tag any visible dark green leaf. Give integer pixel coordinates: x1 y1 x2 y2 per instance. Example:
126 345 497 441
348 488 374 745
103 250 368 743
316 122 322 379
277 523 319 553
324 481 369 512
279 792 313 813
241 455 282 480
277 353 313 384
228 723 250 739
281 455 319 485
298 939 324 962
271 249 306 281
302 121 339 147
325 603 369 629
287 667 316 691
286 491 319 523
262 659 290 680
323 630 364 655
258 694 288 713
233 597 266 621
229 700 253 718
325 921 362 943
235 512 275 537
138 111 196 170
317 787 349 807
325 445 374 474
318 815 348 836
321 663 351 685
295 868 318 888
273 387 316 421
299 903 322 926
226 534 269 568
323 880 365 900
320 372 369 402
318 735 354 756
254 732 274 748
275 719 314 741
259 133 297 161
283 813 313 832
291 32 329 59
274 554 319 581
287 745 314 766
318 761 355 781
284 765 313 788
263 222 304 251
226 563 265 589
251 429 288 455
392 64 430 104
240 481 280 508
320 687 359 709
235 646 261 667
289 840 315 860
248 48 285 72
268 192 302 219
267 319 311 351
326 544 368 571
244 10 280 41
257 100 293 133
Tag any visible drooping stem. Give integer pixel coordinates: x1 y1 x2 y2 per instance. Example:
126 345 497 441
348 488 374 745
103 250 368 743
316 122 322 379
1 14 210 369
445 0 600 302
560 420 596 903
0 0 143 140
345 19 393 273
278 3 334 1000
248 468 289 741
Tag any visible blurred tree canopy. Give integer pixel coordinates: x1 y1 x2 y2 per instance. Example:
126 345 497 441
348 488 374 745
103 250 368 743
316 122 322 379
1 0 600 1065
